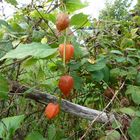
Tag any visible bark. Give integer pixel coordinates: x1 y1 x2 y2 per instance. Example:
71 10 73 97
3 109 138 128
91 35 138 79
10 82 115 123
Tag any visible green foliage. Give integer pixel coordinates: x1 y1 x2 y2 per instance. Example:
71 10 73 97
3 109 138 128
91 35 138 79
100 130 121 140
0 20 13 31
86 58 107 72
0 0 140 139
25 131 46 140
63 0 88 12
0 74 9 99
119 107 136 116
99 0 132 20
0 43 57 60
126 85 140 105
71 13 89 27
128 117 140 140
0 115 25 139
5 0 18 6
0 41 13 58
121 38 135 48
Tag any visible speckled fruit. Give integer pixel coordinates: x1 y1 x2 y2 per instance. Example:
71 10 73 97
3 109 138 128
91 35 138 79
104 87 115 99
56 13 70 31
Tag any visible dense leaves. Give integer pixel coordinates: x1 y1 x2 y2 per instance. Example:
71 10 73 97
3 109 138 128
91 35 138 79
0 74 9 99
0 0 140 139
0 115 25 139
0 43 57 60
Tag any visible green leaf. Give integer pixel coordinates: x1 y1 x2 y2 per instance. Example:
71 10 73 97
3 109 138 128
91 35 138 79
119 107 136 116
125 48 137 51
0 74 9 100
121 38 135 48
32 30 45 42
114 56 126 63
0 20 13 31
126 67 137 80
102 66 110 82
64 0 88 12
22 58 38 68
0 43 57 60
125 85 140 105
0 115 25 139
110 50 123 55
48 124 56 140
10 22 24 32
71 13 88 27
0 41 13 58
135 111 140 117
69 62 82 70
5 0 18 6
25 131 46 140
91 70 104 82
128 118 140 140
71 72 82 90
55 129 66 140
72 37 84 59
86 58 106 72
131 28 138 39
110 68 127 78
100 130 121 140
136 72 140 86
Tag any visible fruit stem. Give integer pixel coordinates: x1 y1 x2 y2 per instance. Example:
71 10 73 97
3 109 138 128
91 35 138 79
63 29 67 72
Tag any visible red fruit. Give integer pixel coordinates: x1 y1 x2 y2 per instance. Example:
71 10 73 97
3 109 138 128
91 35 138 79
56 13 70 31
59 44 74 62
44 103 60 119
58 75 74 97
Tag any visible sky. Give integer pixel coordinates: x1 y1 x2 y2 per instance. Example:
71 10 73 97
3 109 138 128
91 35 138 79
81 0 106 18
81 0 137 18
0 0 138 19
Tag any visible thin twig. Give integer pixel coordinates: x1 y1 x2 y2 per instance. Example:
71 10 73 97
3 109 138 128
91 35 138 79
114 117 128 140
46 0 55 13
68 20 88 35
80 81 125 140
0 57 29 70
34 6 58 39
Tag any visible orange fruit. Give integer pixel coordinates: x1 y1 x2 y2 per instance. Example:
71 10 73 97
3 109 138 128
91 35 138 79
59 44 74 62
45 103 60 119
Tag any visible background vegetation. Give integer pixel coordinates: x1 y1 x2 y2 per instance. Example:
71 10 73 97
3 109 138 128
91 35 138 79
0 0 140 139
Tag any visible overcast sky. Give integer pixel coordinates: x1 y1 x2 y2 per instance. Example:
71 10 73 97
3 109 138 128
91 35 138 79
81 0 137 18
0 0 138 19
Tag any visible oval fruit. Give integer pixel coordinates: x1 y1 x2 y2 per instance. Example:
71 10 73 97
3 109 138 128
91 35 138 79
104 87 115 99
56 13 70 31
59 44 74 62
45 103 60 119
58 75 74 97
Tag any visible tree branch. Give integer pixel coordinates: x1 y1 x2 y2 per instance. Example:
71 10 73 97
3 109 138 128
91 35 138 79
10 82 115 123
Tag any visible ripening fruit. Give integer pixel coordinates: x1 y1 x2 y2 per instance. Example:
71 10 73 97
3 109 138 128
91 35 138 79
59 44 74 62
104 87 115 99
56 13 70 31
44 103 60 119
58 75 74 97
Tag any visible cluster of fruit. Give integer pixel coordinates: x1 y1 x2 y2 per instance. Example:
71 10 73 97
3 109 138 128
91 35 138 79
44 13 74 120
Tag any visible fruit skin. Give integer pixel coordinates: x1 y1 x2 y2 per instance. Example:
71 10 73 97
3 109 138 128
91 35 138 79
58 75 74 97
56 13 70 31
59 44 74 62
44 103 60 119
